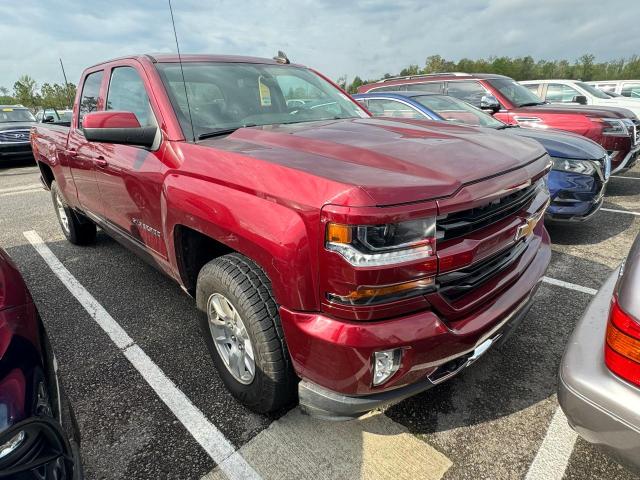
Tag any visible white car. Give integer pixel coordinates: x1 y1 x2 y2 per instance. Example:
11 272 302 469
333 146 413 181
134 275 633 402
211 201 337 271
585 80 640 99
521 79 640 118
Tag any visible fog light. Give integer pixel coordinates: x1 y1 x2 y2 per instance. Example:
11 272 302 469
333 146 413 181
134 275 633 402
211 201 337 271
373 349 402 386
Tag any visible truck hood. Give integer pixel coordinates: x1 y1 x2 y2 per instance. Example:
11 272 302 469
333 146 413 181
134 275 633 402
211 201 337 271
203 118 547 205
512 103 636 119
504 126 606 160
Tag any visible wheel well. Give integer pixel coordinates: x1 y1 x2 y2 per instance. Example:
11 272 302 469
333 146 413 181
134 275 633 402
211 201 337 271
38 162 54 189
174 225 234 295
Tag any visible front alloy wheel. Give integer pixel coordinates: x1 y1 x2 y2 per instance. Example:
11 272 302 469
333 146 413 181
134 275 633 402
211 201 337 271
207 293 255 385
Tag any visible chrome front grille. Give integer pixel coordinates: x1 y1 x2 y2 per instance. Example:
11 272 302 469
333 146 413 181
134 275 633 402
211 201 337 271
0 129 30 143
436 180 540 241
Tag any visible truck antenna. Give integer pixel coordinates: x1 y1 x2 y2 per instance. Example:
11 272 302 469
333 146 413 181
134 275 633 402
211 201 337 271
59 58 73 109
168 0 196 142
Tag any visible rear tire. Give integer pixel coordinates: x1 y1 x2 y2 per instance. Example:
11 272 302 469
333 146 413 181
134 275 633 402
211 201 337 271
196 253 296 413
51 181 96 245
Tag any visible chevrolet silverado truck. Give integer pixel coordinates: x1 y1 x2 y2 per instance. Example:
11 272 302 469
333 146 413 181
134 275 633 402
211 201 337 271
31 54 551 419
358 73 640 174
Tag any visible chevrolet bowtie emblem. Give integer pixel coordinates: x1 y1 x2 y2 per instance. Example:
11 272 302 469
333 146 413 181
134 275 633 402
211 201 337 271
515 201 549 242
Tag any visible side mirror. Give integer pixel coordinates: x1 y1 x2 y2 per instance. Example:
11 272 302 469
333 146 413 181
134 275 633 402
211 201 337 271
83 111 157 148
480 94 501 113
572 95 588 105
43 115 55 123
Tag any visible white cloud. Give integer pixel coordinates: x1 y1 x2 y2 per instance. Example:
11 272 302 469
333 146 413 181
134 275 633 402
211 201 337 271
1 0 638 91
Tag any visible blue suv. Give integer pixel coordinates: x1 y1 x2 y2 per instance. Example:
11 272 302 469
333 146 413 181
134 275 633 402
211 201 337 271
354 92 611 222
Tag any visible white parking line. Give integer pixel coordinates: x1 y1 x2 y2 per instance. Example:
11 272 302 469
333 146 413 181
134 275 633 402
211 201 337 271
0 183 42 194
528 276 596 480
23 230 260 480
0 188 45 197
525 408 578 480
611 175 640 180
600 207 640 216
542 276 598 295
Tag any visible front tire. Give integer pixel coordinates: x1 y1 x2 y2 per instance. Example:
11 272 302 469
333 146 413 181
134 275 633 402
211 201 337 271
196 253 296 413
51 181 96 245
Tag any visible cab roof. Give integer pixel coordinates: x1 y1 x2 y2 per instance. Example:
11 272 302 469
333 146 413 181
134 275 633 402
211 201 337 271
88 53 303 69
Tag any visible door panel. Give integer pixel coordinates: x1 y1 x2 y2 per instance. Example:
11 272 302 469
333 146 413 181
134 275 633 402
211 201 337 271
67 70 104 216
93 65 167 258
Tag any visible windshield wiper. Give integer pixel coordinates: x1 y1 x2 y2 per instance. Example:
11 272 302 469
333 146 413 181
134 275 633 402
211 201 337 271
496 124 519 130
198 124 257 140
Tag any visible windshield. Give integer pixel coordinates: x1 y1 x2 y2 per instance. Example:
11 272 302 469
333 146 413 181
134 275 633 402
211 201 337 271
576 82 611 99
156 62 368 139
0 108 35 123
487 78 545 107
412 95 505 128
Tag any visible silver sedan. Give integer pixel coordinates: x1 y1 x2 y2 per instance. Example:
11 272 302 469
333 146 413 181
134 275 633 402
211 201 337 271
559 233 640 473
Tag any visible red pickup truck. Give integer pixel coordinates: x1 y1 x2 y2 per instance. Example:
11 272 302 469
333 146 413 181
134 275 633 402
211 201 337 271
358 73 640 174
31 54 551 419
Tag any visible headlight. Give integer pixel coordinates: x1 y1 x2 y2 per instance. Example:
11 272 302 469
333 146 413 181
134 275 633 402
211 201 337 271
325 218 436 267
551 157 596 175
591 117 630 137
0 431 25 459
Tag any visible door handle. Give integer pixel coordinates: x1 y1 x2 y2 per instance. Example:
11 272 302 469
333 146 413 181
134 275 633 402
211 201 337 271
95 156 108 168
65 148 77 158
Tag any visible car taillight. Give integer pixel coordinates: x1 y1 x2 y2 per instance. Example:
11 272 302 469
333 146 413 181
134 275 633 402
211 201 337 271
604 296 640 387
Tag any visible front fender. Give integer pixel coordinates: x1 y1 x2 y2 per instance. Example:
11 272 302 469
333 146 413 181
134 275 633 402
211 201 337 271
163 175 321 311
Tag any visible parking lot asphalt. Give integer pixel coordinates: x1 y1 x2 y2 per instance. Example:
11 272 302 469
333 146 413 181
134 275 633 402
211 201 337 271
1 160 639 480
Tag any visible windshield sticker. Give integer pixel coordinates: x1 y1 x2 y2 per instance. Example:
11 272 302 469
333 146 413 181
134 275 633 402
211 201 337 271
258 77 272 107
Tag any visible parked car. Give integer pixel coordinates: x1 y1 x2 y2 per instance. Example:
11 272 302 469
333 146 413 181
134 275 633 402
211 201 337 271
586 80 640 99
0 248 83 478
34 109 73 126
520 79 640 117
31 53 552 419
0 105 35 163
354 91 610 222
559 233 640 473
357 73 640 174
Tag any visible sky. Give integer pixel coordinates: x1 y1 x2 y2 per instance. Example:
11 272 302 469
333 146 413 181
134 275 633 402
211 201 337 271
2 0 640 90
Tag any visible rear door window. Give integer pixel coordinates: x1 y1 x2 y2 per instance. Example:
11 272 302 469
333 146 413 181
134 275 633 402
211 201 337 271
545 83 580 103
78 70 104 128
621 83 640 98
409 82 444 93
365 99 424 119
445 81 487 106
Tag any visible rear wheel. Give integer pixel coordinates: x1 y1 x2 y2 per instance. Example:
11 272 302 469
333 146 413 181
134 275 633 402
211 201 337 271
196 253 296 413
51 181 96 245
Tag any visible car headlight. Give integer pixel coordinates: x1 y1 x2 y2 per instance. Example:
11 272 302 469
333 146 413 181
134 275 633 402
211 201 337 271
551 157 596 175
591 117 630 137
325 218 436 267
0 431 25 459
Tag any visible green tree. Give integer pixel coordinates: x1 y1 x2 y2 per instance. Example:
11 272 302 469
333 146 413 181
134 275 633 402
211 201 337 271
40 82 75 109
347 76 364 94
13 75 38 111
0 86 13 104
577 54 596 80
